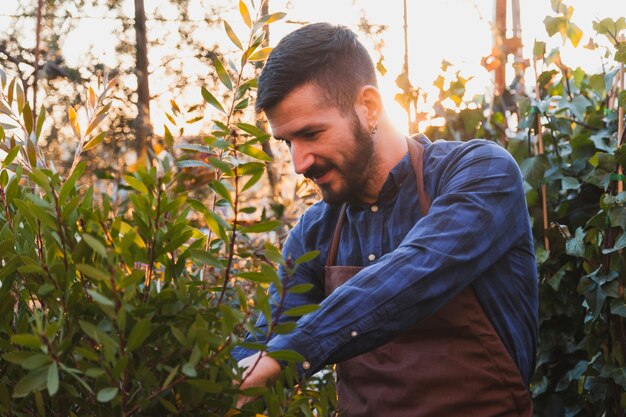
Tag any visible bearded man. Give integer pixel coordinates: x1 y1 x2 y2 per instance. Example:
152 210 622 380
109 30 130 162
233 22 537 416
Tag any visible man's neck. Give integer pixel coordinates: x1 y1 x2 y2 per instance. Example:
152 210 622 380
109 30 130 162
360 126 408 204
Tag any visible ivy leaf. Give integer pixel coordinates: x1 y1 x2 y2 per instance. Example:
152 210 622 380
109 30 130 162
520 155 550 189
566 227 586 257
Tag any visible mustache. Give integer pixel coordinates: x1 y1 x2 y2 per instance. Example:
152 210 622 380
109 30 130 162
304 163 332 180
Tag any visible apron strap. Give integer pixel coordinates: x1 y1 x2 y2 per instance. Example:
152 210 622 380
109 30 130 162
325 135 431 267
326 202 348 267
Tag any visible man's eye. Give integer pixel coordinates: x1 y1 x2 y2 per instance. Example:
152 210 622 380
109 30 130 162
303 131 319 140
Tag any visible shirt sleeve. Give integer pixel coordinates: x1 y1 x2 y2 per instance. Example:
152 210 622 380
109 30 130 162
266 141 530 376
231 218 326 362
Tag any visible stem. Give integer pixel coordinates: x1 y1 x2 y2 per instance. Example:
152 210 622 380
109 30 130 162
0 184 13 231
144 177 163 302
218 167 240 305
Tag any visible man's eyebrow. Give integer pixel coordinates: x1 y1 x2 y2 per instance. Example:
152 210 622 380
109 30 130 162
273 123 326 141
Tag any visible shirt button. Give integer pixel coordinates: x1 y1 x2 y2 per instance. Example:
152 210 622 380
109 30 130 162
368 253 376 262
350 330 358 337
302 361 311 370
371 205 379 212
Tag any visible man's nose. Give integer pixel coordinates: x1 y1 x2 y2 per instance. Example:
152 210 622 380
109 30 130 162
290 142 315 175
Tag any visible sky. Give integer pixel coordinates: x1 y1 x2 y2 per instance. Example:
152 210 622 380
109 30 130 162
1 0 625 135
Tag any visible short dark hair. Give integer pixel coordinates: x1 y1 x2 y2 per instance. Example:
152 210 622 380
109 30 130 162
255 22 377 114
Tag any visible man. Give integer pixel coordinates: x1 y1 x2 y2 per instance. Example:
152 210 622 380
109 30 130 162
233 22 537 416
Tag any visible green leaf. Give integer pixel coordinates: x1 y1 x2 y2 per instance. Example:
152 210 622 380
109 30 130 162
617 44 626 64
47 362 59 396
97 387 118 403
59 161 86 203
176 160 212 170
35 105 46 139
159 397 179 413
12 367 48 398
238 144 272 161
201 87 226 114
123 174 149 194
11 334 41 349
283 304 321 317
237 122 268 138
520 155 550 189
126 319 151 352
288 283 314 294
162 365 179 389
209 180 233 207
237 271 274 284
182 363 197 377
240 220 281 234
82 131 107 151
82 233 107 257
266 350 305 363
186 379 223 393
566 227 586 257
189 249 223 268
77 264 109 281
2 351 36 365
295 250 320 265
163 124 174 147
86 289 115 308
213 57 232 91
2 144 20 169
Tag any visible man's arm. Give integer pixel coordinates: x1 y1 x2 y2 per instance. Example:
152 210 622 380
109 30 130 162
265 141 531 376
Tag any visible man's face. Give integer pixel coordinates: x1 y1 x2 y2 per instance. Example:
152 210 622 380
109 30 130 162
266 83 377 204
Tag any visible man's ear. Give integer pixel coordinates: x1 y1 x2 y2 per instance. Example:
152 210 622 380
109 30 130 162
354 85 382 128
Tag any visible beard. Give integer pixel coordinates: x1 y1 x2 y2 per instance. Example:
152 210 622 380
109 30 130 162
304 115 377 205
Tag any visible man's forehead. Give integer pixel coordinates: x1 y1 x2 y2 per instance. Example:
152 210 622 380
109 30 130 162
265 84 339 136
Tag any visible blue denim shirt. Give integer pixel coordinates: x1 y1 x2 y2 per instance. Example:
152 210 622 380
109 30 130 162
233 136 538 385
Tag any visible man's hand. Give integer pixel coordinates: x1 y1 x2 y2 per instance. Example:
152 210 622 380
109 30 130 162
236 352 282 408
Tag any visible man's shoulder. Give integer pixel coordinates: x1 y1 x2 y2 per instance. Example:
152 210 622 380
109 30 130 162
426 138 516 169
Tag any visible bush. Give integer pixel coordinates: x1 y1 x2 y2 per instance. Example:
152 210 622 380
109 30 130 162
0 6 334 416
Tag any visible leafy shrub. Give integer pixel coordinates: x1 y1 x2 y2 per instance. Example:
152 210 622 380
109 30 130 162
0 4 334 416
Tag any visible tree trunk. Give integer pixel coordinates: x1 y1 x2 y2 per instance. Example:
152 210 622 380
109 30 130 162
134 0 151 159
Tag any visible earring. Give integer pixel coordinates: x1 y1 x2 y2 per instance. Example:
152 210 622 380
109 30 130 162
370 123 378 135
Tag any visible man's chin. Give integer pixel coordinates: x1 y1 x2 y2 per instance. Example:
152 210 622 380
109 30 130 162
319 185 357 205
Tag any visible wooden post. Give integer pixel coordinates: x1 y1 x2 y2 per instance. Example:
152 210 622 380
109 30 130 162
494 0 507 95
533 57 550 251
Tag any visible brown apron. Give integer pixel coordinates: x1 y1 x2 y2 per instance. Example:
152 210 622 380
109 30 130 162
324 138 533 417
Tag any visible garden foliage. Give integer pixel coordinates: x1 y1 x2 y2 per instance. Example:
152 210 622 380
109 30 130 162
0 3 334 416
1 1 626 416
423 5 626 416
